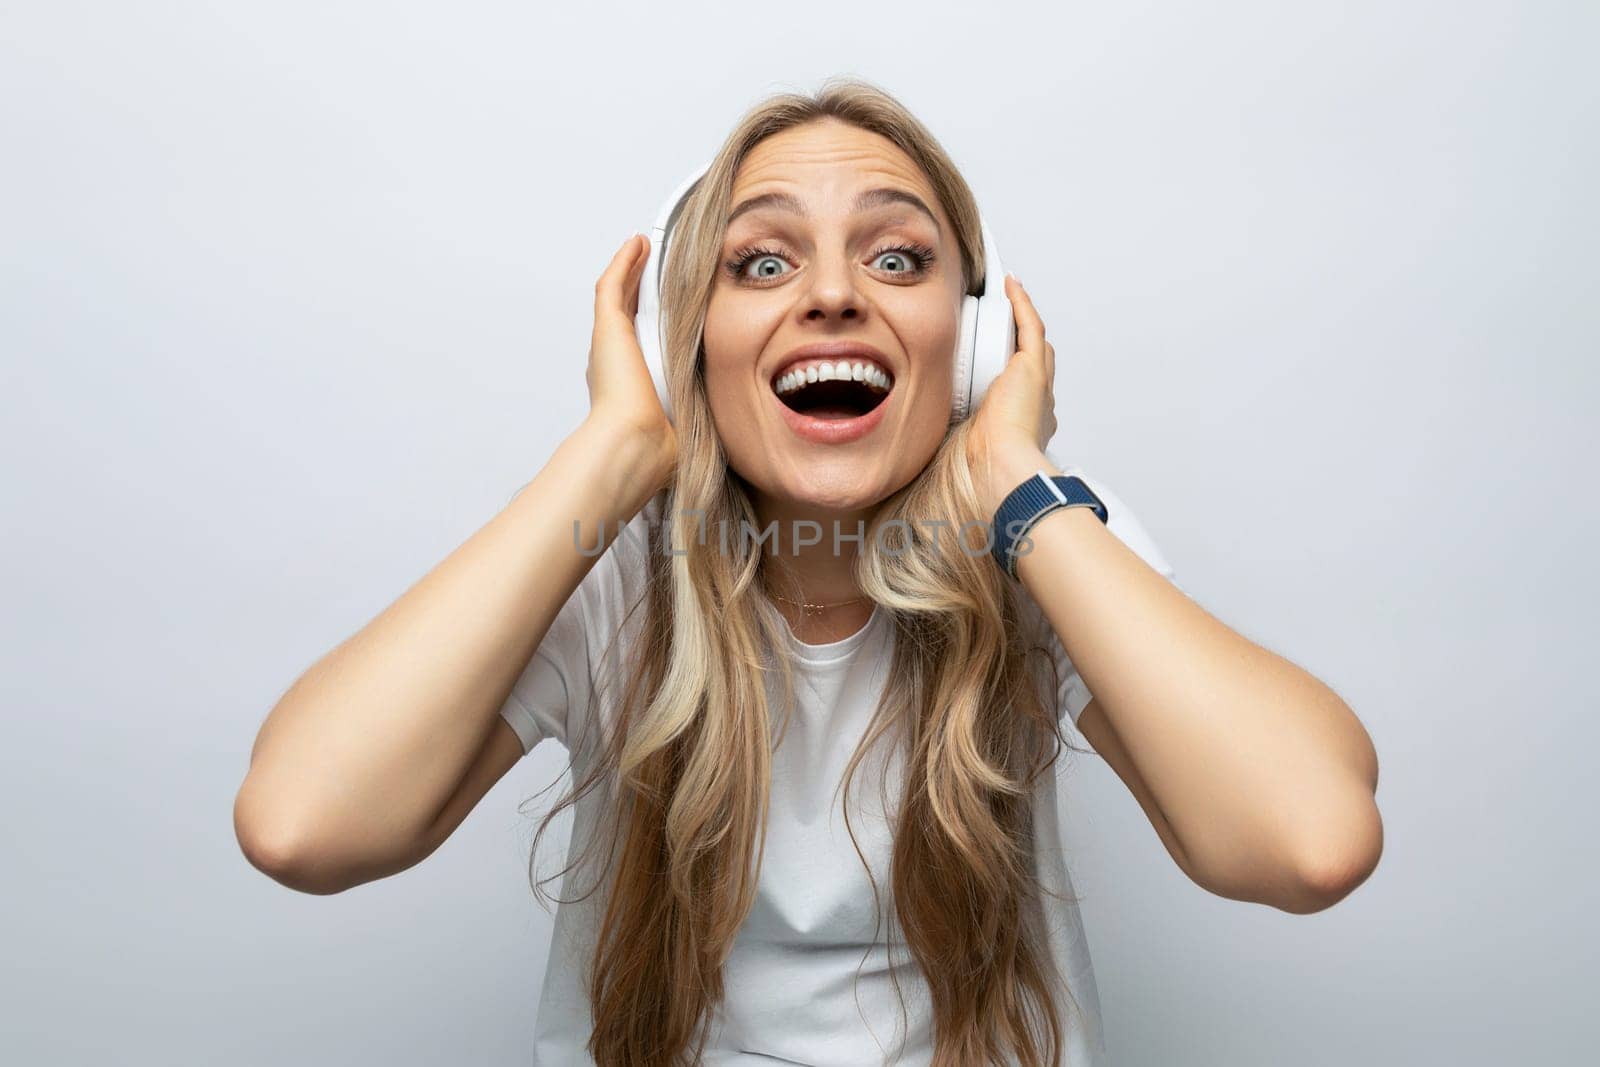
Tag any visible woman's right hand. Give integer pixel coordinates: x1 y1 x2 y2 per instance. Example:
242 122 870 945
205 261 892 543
584 233 677 487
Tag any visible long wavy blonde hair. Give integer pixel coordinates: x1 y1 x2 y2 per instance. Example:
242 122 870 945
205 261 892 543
524 76 1084 1066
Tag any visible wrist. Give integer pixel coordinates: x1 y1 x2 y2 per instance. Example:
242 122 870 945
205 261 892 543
569 416 675 510
989 471 1108 582
973 441 1059 516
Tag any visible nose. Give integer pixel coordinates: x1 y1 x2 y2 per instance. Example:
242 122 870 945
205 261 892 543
797 245 863 324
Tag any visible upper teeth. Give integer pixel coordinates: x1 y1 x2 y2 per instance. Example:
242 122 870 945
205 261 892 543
773 359 893 396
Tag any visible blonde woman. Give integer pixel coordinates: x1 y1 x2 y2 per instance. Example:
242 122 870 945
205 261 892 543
235 78 1383 1066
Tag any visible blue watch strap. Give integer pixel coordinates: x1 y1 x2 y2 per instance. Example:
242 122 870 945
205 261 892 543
991 472 1108 579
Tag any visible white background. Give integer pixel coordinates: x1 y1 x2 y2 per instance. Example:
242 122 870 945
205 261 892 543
3 2 1594 1063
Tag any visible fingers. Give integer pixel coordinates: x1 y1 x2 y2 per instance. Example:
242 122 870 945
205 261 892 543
1004 273 1045 358
595 234 632 302
596 233 645 313
1005 273 1054 383
594 233 650 340
1004 273 1058 449
623 233 650 318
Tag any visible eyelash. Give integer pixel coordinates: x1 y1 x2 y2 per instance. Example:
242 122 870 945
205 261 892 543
723 241 937 284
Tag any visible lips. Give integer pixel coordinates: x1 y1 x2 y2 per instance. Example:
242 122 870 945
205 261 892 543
768 371 896 447
762 341 898 446
771 380 894 445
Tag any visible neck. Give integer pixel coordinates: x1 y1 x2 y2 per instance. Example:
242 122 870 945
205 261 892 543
751 491 879 642
752 492 876 601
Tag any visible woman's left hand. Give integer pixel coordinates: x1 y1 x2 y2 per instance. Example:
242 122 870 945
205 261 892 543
964 274 1060 515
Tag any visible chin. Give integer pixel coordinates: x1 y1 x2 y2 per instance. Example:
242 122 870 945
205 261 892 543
789 483 886 513
748 462 893 514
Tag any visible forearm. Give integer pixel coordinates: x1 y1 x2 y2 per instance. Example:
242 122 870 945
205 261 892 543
985 448 1382 906
236 416 666 879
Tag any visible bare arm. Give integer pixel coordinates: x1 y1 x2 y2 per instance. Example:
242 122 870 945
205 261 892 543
1024 503 1381 913
234 234 672 894
234 419 665 893
973 275 1382 915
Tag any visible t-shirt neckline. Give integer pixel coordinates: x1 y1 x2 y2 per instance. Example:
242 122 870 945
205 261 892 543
780 603 883 665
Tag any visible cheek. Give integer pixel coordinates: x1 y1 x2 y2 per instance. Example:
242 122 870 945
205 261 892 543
700 289 766 391
700 349 754 454
699 294 769 464
699 300 746 405
900 301 960 455
904 299 960 401
908 371 954 453
886 281 960 364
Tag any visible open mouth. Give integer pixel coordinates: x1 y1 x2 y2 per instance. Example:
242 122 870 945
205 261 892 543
772 365 893 421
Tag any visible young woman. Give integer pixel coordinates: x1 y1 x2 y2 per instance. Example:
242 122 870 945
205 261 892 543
235 79 1383 1066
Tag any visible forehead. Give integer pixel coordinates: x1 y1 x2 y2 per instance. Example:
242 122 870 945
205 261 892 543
728 120 946 230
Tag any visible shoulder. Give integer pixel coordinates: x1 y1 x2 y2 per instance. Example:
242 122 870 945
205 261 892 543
569 489 662 669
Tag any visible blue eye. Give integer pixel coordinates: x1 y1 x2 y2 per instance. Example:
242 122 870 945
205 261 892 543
724 241 937 284
871 246 934 274
725 245 791 282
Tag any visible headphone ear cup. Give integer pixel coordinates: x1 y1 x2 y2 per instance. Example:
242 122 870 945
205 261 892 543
951 293 980 421
964 218 1017 420
635 166 713 426
634 225 673 423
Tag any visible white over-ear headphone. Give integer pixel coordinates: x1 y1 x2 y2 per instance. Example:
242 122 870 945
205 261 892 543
633 162 1017 424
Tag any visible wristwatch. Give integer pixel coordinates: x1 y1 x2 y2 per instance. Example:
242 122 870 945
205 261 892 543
991 471 1108 580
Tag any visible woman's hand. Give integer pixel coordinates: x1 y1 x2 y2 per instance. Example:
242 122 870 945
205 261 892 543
965 274 1060 515
583 233 677 489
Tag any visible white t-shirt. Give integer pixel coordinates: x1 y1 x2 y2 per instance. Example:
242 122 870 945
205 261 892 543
497 467 1178 1065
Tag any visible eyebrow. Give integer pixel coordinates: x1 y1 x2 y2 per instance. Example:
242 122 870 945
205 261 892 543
725 187 940 232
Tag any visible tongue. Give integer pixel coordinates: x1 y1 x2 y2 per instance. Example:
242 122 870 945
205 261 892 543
807 405 861 420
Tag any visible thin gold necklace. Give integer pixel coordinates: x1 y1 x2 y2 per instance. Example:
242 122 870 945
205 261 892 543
765 590 871 614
